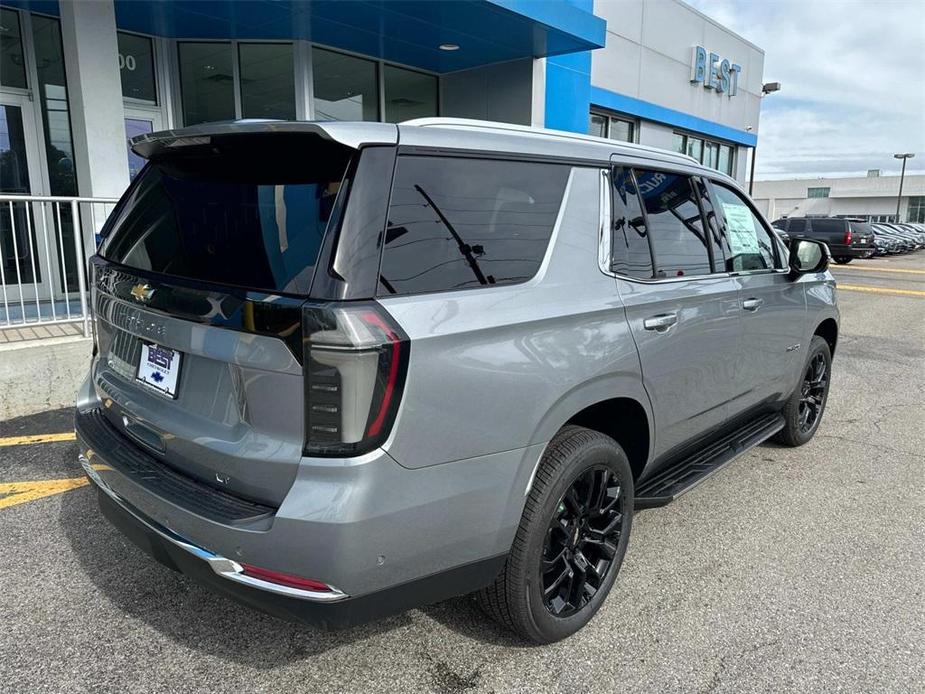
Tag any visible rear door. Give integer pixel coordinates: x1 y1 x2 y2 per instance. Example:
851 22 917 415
706 180 805 412
92 133 356 505
613 167 741 459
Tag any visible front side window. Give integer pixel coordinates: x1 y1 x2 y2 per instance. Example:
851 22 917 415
379 156 570 295
711 183 777 271
610 167 652 278
634 170 711 278
788 218 806 233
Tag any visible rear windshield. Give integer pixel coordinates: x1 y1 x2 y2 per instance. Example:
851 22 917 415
101 136 353 294
849 221 874 235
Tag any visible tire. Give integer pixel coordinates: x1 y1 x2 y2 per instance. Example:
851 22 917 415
476 425 634 643
833 256 853 264
774 335 832 447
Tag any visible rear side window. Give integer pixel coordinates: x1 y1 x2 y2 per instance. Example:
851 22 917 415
610 167 652 278
102 138 352 294
810 218 844 234
379 156 570 295
634 169 711 278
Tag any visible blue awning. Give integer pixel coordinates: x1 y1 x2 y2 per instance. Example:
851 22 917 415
116 1 604 72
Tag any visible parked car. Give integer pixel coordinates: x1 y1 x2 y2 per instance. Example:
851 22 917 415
894 223 925 246
771 216 876 264
873 224 920 251
76 119 838 644
870 230 901 255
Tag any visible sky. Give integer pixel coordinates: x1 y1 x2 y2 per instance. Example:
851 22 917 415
687 0 925 180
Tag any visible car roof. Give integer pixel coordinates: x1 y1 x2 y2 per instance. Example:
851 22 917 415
130 117 724 182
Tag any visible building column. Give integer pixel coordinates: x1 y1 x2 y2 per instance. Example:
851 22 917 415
58 0 129 199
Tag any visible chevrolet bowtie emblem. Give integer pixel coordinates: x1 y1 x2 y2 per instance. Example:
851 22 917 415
130 283 155 302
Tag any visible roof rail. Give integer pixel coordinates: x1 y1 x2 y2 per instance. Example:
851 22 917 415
401 117 700 165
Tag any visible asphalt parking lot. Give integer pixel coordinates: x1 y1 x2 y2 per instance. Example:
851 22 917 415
1 254 923 694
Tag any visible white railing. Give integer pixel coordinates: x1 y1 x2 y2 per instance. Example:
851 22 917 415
0 194 119 337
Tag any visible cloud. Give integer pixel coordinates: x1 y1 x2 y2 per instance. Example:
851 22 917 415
687 0 925 179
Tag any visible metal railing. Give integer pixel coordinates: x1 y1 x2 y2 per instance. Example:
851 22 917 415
0 194 119 337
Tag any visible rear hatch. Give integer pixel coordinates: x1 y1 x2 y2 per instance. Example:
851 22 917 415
91 131 359 507
848 221 875 248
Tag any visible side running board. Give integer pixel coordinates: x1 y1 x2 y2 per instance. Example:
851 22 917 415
635 413 785 510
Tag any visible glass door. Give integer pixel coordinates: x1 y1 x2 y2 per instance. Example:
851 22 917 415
123 107 163 180
0 92 55 315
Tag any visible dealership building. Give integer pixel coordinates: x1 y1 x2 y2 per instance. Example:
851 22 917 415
1 0 765 205
752 174 925 224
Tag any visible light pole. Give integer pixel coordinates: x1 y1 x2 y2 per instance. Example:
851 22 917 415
749 81 781 196
893 153 914 222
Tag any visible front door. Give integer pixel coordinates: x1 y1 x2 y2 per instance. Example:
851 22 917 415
0 93 56 316
616 168 742 461
707 180 805 412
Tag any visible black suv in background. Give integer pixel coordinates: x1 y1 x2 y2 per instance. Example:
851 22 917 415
771 217 875 264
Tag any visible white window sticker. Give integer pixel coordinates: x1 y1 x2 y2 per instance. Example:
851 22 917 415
722 202 760 254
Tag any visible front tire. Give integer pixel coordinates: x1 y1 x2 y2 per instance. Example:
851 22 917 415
775 335 832 447
476 426 634 643
833 256 853 264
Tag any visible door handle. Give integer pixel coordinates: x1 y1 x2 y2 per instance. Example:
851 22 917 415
742 297 763 312
643 313 678 332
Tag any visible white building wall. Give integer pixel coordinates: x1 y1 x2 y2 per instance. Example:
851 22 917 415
753 175 925 220
591 0 764 135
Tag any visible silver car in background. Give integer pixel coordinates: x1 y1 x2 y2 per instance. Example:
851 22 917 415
76 119 837 643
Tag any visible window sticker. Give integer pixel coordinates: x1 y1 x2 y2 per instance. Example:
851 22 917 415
722 202 760 254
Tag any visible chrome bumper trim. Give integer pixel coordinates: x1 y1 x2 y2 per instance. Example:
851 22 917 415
79 453 349 603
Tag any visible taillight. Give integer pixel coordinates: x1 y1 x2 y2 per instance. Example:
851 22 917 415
302 302 409 456
241 563 334 593
844 229 853 244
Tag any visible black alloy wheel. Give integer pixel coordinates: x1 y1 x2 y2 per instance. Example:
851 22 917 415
798 351 828 434
541 465 625 617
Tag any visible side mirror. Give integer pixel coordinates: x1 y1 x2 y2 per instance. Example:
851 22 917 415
788 238 829 276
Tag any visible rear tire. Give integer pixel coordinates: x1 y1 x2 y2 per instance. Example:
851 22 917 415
833 256 853 264
476 426 633 643
774 335 832 447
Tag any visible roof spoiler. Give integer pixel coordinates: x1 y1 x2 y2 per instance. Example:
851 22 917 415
130 120 398 159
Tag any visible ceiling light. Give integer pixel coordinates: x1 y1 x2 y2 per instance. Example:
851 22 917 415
439 43 460 51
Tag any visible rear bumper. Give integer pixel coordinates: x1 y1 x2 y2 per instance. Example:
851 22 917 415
837 246 875 259
87 464 503 629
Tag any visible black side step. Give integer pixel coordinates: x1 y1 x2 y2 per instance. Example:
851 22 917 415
635 413 785 510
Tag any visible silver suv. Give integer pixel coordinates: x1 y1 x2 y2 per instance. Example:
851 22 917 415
76 119 838 643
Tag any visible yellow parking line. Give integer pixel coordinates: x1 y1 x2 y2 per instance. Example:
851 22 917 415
0 432 76 447
832 266 925 275
0 476 88 509
838 283 925 298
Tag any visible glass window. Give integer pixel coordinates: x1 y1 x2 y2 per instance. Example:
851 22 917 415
807 187 830 198
32 15 77 196
0 105 30 193
909 196 925 223
712 183 776 271
118 33 157 103
719 145 733 176
102 142 352 294
239 43 295 120
380 156 570 295
1 9 27 89
312 48 378 121
672 133 686 154
693 177 726 268
589 113 607 138
178 42 235 125
609 117 634 143
788 218 806 233
610 167 652 278
633 169 711 278
686 137 703 163
810 218 842 234
384 65 437 123
703 141 719 169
